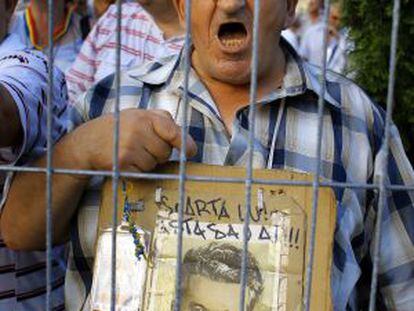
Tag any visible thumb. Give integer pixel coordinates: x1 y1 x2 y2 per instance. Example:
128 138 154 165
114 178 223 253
151 114 197 158
173 129 198 159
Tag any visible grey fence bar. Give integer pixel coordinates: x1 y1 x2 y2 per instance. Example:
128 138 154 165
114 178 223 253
173 0 192 310
303 0 331 309
46 0 55 310
240 0 261 310
368 0 401 310
2 163 413 190
1 0 403 310
110 1 123 310
2 164 414 190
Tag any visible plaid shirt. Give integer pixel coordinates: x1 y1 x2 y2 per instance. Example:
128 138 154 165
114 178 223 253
67 40 414 311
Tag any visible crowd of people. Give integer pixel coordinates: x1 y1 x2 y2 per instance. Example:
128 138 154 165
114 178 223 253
0 0 412 310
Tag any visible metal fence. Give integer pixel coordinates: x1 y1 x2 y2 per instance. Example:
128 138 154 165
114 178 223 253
0 0 405 310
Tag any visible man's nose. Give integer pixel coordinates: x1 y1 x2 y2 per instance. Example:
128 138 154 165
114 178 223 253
216 0 246 14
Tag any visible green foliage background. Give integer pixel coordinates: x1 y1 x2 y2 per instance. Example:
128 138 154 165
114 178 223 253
341 0 414 163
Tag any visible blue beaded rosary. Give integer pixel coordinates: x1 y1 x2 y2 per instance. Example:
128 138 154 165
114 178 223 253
121 181 147 261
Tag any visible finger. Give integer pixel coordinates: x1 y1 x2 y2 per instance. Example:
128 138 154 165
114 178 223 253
120 145 158 172
144 135 173 164
151 109 174 120
183 133 198 158
120 163 141 173
162 126 197 159
150 112 178 145
151 116 197 158
132 147 158 172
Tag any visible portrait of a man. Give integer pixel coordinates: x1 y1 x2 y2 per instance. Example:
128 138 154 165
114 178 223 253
180 242 264 311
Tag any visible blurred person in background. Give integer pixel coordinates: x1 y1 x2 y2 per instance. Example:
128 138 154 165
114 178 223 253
299 0 323 36
66 0 184 105
0 0 70 309
9 0 86 73
307 0 323 23
299 1 349 74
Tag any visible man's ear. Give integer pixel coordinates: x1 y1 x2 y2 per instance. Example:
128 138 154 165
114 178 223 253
171 0 186 29
284 0 299 28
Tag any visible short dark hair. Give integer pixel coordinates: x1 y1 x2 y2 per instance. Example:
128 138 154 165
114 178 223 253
183 242 263 310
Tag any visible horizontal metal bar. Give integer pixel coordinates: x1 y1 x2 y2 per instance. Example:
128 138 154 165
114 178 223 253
0 166 48 173
387 185 414 191
2 165 414 191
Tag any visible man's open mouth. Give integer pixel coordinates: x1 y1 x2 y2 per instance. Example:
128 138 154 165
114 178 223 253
217 22 249 49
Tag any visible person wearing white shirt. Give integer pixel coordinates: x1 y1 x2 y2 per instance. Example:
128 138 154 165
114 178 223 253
299 2 348 74
298 0 323 38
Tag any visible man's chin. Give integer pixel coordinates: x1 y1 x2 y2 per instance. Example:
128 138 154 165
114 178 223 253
218 74 251 85
212 66 252 86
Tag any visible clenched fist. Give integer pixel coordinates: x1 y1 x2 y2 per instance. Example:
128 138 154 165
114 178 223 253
72 108 197 172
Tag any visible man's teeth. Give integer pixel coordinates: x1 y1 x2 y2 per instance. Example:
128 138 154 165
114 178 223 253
221 38 245 47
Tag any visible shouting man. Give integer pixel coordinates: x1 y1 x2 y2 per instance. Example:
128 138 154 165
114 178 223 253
2 0 414 310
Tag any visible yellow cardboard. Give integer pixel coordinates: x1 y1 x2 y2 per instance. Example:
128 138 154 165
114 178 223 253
96 163 336 310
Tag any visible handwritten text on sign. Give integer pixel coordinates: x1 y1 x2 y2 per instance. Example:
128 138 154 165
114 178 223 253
154 194 304 249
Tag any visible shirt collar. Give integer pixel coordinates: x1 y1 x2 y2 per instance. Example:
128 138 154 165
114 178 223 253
0 33 27 56
128 37 342 109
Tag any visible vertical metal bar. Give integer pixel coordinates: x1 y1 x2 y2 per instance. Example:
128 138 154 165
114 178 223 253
173 0 192 310
303 0 331 310
368 0 401 309
46 0 54 309
239 0 261 310
110 1 122 310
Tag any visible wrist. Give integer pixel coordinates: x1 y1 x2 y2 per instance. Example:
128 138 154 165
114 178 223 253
54 126 94 181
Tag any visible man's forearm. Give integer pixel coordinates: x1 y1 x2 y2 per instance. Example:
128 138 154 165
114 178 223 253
0 109 197 250
1 130 90 250
0 85 22 147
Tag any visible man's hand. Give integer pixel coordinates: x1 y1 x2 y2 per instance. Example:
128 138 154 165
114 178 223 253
73 108 197 172
1 108 197 250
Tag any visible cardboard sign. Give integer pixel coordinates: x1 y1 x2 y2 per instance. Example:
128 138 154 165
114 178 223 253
93 163 336 311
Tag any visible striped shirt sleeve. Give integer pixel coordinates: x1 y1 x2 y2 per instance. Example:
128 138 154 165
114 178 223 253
0 50 69 209
66 22 101 106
